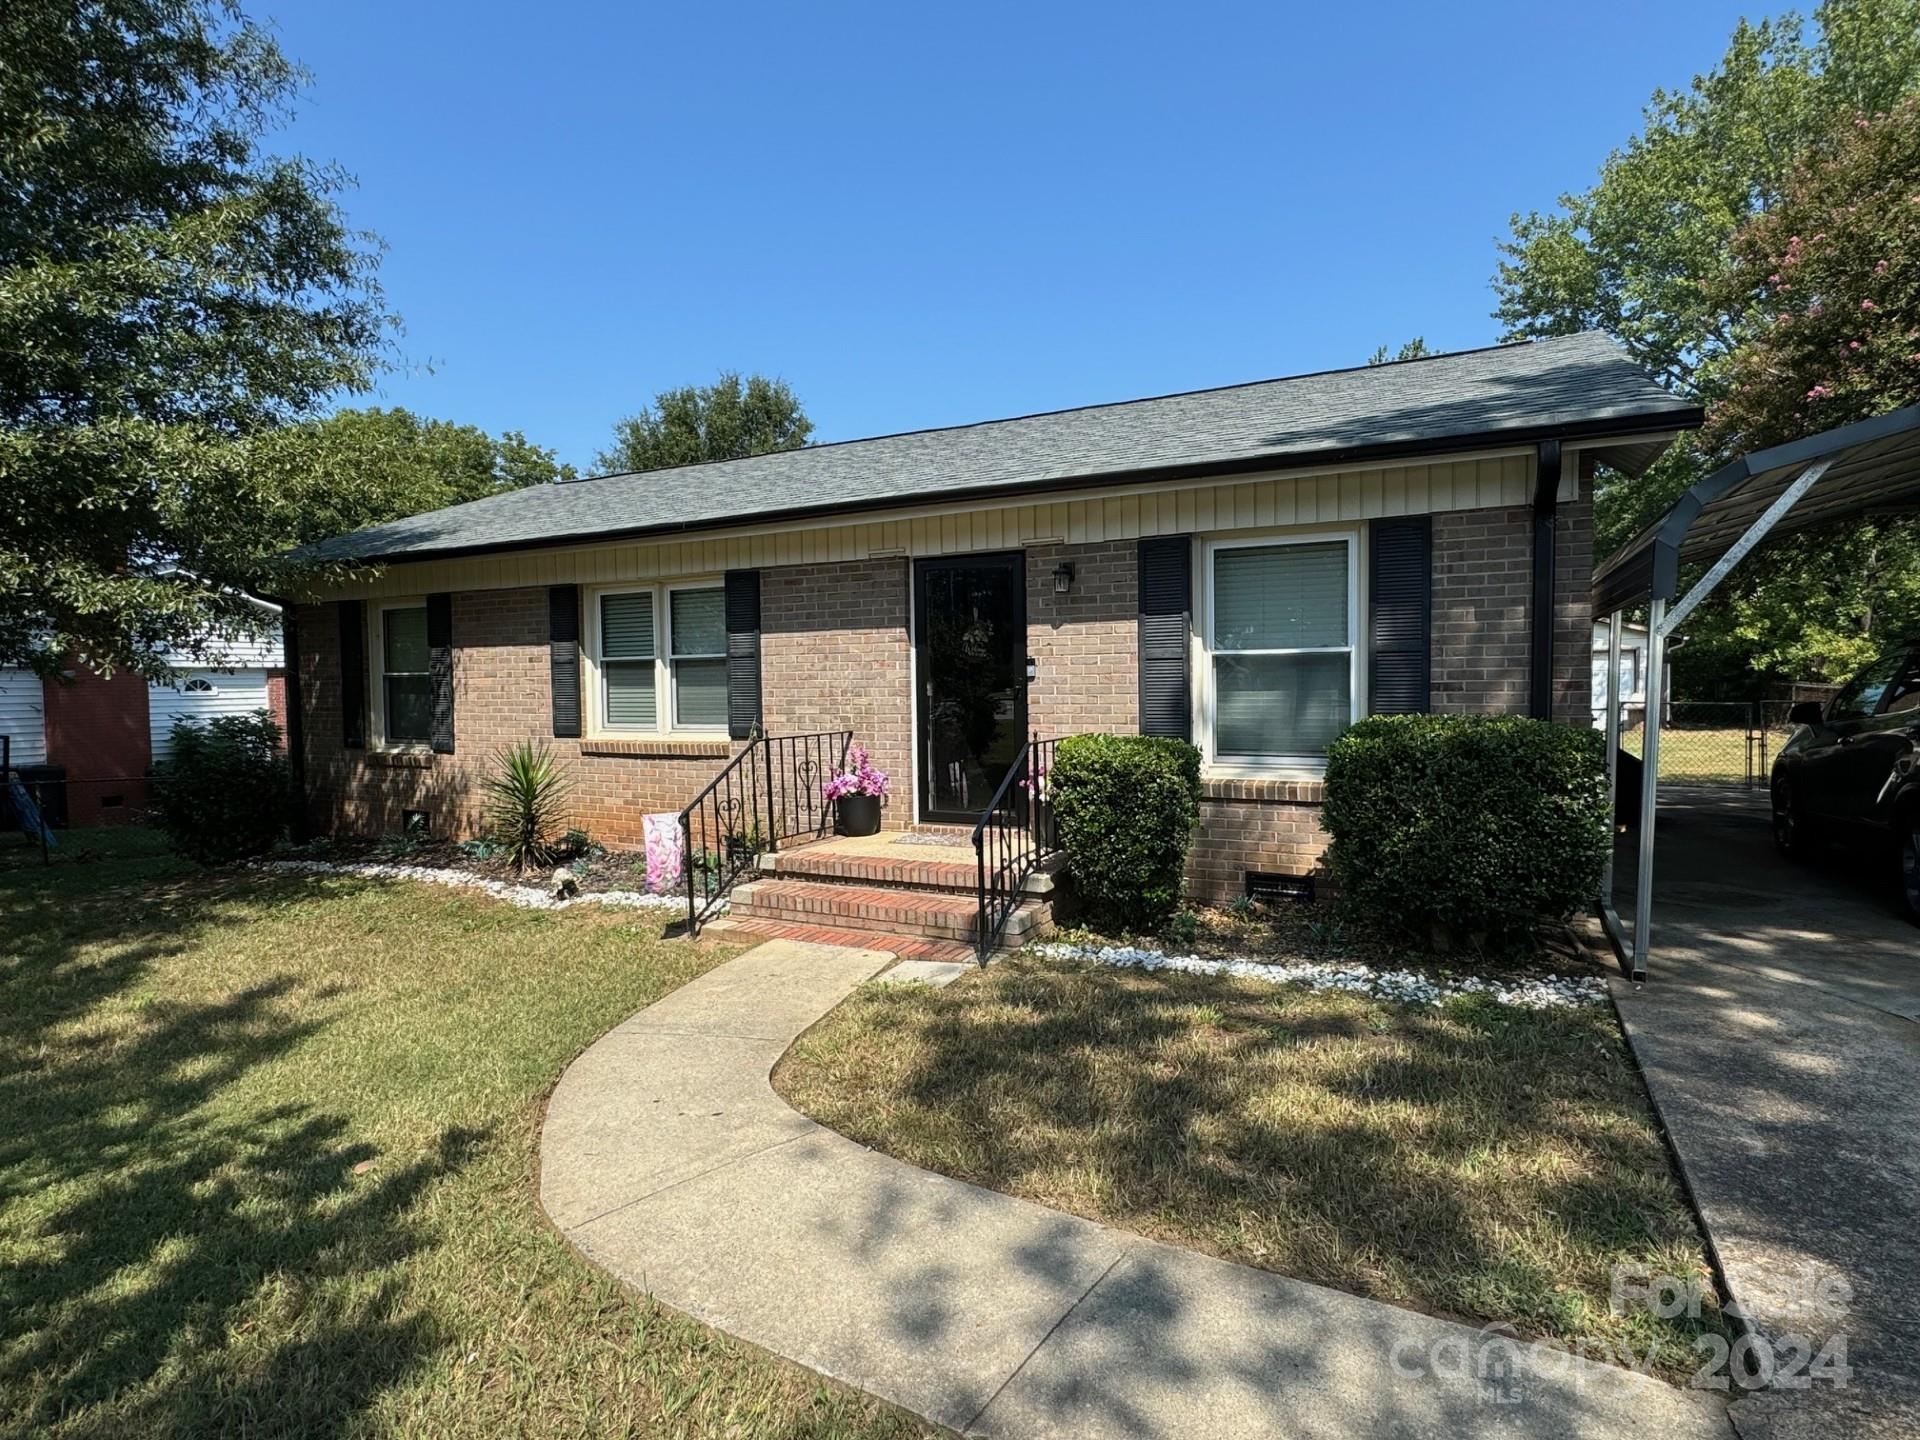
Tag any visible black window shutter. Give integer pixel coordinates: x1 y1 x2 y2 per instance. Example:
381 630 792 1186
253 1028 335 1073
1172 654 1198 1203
337 599 366 749
1137 535 1192 740
548 585 582 739
426 592 455 754
1369 516 1432 714
724 569 763 741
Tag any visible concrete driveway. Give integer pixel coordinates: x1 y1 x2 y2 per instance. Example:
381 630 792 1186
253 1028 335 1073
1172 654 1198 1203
1610 787 1920 1439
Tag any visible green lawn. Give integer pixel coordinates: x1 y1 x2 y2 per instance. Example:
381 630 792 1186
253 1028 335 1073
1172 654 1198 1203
1620 725 1790 786
776 952 1727 1382
0 829 925 1440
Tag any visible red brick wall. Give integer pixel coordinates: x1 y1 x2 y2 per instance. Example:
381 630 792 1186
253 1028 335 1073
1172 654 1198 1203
762 558 914 830
1187 779 1329 902
1430 493 1594 724
1431 506 1533 716
1026 540 1138 738
266 670 289 749
297 589 739 845
294 500 1596 883
1552 496 1594 724
43 662 152 826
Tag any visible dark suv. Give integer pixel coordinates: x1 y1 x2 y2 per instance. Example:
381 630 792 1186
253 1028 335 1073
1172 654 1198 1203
1771 643 1920 921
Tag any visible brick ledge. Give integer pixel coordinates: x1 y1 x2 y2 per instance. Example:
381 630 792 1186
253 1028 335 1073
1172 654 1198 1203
366 750 434 770
580 736 732 759
1201 777 1325 804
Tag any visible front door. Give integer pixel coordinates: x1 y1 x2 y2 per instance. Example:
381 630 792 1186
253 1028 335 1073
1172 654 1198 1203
914 553 1027 824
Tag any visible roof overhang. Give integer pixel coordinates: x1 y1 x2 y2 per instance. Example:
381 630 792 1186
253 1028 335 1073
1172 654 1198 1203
306 413 1698 570
1591 404 1920 618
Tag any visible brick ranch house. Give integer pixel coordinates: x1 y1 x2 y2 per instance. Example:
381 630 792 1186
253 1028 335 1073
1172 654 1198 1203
285 333 1697 922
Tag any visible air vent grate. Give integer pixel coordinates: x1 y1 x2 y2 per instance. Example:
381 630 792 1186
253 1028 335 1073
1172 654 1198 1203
1246 871 1314 906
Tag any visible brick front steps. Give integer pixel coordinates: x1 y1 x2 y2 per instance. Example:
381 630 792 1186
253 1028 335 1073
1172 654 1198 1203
724 878 1051 948
720 834 1059 953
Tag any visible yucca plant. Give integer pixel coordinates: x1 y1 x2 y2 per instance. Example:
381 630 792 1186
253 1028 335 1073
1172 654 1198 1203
482 742 572 874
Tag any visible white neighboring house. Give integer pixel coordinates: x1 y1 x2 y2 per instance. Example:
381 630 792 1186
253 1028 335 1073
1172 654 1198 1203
147 618 286 761
0 667 46 769
1 594 285 783
1591 620 1659 729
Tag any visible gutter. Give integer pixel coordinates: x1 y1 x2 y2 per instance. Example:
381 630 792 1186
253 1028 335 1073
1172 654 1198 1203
1531 440 1562 720
299 409 1702 571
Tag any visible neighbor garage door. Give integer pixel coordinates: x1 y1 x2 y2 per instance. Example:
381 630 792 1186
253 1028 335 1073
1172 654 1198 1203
149 669 272 760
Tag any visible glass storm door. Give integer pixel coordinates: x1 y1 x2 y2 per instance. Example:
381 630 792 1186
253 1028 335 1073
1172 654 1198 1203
914 553 1027 824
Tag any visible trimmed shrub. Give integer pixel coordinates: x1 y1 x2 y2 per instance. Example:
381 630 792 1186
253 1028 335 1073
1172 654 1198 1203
1050 734 1202 933
150 711 291 865
1320 714 1610 951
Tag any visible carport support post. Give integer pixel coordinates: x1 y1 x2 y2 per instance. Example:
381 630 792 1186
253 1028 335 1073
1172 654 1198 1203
1631 598 1667 982
1601 611 1623 899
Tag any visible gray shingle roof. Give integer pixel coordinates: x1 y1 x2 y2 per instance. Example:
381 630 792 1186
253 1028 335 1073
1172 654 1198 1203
295 333 1697 564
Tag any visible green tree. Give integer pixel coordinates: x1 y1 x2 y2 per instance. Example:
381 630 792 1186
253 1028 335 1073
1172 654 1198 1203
254 408 572 557
1366 338 1434 365
1492 0 1920 686
596 372 813 474
1695 98 1920 680
1709 99 1920 450
1 0 391 676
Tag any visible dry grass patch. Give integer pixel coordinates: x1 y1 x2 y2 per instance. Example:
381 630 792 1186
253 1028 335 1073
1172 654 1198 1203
776 953 1725 1381
0 828 926 1440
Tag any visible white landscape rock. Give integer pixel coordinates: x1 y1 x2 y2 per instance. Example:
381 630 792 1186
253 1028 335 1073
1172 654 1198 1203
1028 941 1607 1010
251 857 704 913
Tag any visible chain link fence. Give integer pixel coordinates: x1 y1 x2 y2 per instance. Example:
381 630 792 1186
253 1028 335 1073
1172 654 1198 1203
2 773 162 867
1616 700 1799 788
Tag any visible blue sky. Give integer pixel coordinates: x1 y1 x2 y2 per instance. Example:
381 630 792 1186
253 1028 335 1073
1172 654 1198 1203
265 1 1753 472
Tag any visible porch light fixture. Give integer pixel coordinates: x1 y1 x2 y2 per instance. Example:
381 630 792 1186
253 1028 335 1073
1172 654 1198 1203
1052 562 1076 595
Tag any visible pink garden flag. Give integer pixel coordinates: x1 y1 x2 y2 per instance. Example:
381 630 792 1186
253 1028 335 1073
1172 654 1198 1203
643 812 683 894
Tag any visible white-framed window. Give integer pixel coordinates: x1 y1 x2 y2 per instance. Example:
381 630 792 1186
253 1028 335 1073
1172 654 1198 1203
666 584 728 729
587 580 728 734
1200 531 1362 770
374 600 431 747
181 676 218 695
598 589 658 728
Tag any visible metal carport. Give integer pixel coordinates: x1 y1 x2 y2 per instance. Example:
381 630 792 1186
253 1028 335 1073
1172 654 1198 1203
1592 402 1920 979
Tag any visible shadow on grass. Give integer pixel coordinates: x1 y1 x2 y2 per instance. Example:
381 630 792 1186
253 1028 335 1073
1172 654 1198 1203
789 960 1722 1372
0 858 478 1439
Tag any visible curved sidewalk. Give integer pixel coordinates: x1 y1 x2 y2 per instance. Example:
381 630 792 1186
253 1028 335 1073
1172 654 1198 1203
539 939 1731 1439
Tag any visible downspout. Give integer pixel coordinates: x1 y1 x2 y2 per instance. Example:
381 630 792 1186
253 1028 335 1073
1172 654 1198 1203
1529 440 1562 721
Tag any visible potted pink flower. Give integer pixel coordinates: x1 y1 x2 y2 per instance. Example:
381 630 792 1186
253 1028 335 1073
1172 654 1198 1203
823 744 889 836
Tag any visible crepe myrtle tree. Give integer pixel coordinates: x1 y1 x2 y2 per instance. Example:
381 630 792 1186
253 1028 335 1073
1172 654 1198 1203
1492 0 1920 687
1694 97 1920 681
1709 98 1920 451
0 0 391 677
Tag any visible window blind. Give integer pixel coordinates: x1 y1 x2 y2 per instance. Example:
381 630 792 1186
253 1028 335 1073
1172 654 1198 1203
1211 542 1348 651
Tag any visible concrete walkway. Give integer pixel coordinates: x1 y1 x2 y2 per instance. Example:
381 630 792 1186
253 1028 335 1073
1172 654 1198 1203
1611 790 1920 1440
540 939 1729 1439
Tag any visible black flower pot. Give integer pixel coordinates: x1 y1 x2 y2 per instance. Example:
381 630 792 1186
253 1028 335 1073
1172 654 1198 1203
836 793 882 837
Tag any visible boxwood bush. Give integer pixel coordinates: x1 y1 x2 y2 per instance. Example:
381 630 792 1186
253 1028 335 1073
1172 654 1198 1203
1049 734 1201 932
150 711 292 865
1320 714 1609 951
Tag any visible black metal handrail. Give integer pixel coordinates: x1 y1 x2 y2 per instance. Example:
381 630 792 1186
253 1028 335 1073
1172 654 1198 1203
971 734 1060 962
680 730 852 936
